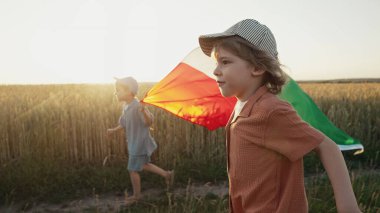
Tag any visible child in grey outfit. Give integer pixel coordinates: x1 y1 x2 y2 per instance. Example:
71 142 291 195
107 76 174 203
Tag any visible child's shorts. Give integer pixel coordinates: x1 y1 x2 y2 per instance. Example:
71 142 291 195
128 154 151 172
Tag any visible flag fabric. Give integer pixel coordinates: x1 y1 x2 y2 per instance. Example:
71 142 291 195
279 79 363 152
141 48 363 152
141 48 236 130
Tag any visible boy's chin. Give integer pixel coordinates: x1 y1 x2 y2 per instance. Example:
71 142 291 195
219 89 234 97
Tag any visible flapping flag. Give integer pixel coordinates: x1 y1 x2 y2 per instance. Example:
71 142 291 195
141 48 236 130
142 48 363 152
279 78 363 153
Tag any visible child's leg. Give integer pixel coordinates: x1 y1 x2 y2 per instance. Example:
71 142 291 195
143 163 174 188
129 171 141 199
142 163 169 178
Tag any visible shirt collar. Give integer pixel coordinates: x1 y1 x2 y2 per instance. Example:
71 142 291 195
226 85 269 125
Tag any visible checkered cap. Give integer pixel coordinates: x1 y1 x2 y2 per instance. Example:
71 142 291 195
199 19 278 59
114 76 138 95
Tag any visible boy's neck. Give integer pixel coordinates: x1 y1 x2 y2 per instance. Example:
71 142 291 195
125 97 135 104
237 83 264 102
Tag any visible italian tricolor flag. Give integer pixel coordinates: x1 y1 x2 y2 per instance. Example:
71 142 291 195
141 48 363 153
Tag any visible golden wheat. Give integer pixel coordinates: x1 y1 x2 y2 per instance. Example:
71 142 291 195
0 83 378 168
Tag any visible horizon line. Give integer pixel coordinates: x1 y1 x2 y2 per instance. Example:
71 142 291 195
1 78 380 86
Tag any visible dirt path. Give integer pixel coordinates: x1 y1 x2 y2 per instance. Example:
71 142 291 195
2 169 378 212
1 182 229 213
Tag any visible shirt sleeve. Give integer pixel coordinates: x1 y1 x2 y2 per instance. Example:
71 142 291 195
139 108 154 126
264 102 326 162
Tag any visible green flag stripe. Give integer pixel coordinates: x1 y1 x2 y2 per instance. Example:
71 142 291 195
278 78 363 152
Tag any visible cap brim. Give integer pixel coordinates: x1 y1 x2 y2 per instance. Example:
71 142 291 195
198 32 235 57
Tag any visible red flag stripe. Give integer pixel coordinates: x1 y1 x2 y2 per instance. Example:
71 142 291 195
142 59 236 130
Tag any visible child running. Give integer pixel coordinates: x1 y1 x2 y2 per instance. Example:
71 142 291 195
198 19 361 213
107 76 174 203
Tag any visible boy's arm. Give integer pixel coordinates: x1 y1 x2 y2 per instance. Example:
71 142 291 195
139 104 153 126
111 125 124 131
107 125 124 138
314 136 361 213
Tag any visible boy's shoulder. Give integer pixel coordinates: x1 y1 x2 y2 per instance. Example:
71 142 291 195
121 100 141 117
255 92 293 115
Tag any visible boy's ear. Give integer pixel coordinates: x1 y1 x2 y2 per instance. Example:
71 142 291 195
250 67 265 76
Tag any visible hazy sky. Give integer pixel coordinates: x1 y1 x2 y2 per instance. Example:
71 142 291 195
1 0 379 84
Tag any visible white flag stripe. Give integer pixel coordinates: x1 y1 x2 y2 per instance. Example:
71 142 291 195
181 47 216 79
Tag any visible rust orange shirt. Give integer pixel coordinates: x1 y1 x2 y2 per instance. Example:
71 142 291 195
226 85 326 213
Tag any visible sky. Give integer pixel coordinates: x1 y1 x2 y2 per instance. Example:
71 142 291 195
0 0 379 84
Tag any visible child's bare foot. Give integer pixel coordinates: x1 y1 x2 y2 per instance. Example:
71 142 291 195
165 170 174 190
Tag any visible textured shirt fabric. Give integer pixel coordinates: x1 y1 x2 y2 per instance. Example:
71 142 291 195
119 98 157 156
225 85 326 213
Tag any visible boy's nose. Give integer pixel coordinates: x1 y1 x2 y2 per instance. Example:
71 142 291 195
213 66 222 76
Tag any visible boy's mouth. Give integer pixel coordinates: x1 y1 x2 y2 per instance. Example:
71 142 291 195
216 80 226 87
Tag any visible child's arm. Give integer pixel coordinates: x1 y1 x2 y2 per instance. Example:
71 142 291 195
109 125 124 132
314 136 361 213
139 103 153 126
107 125 124 138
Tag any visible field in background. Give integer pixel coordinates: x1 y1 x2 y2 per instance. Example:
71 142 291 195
0 82 379 212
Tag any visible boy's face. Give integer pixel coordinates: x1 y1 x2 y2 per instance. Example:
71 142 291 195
115 84 133 102
213 47 264 98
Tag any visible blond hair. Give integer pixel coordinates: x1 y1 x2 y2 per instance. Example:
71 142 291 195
213 36 288 94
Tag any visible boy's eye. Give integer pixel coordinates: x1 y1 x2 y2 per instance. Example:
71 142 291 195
221 60 230 65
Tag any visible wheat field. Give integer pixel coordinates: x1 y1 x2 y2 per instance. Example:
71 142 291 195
0 83 379 212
